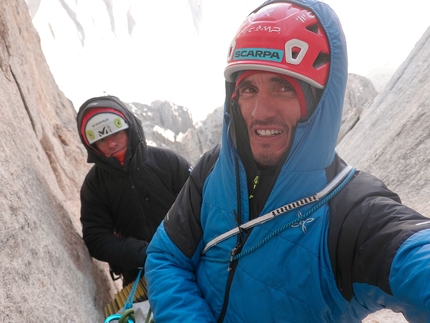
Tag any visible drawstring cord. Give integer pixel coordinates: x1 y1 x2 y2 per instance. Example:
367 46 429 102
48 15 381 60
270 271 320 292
203 168 356 265
202 165 355 255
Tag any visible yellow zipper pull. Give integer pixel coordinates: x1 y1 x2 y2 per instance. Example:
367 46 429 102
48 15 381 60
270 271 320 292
249 173 260 199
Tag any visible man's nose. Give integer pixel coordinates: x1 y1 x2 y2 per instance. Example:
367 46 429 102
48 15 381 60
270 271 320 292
107 137 118 148
252 91 277 119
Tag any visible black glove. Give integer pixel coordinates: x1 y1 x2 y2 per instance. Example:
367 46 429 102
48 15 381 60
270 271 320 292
136 241 148 268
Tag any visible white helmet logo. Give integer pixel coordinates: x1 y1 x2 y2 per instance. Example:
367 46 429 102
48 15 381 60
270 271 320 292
285 39 309 65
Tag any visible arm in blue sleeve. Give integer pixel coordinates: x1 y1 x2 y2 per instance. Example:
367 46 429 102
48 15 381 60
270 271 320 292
145 223 216 323
390 228 430 312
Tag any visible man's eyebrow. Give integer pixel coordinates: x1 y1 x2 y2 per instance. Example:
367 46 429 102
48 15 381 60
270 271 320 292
236 75 295 92
237 79 253 88
269 75 292 86
238 75 292 86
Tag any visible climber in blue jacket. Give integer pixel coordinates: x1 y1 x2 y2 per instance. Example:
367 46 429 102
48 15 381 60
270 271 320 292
144 1 430 322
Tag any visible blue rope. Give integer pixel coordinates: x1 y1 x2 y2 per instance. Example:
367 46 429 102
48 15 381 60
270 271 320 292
203 168 356 264
234 167 356 261
124 268 143 310
104 268 143 323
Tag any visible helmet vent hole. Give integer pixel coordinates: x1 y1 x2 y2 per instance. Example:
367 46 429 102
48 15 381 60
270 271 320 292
313 52 330 69
306 24 319 34
292 47 301 59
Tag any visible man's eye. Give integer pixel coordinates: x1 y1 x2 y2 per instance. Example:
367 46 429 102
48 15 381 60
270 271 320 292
281 85 294 92
241 87 255 94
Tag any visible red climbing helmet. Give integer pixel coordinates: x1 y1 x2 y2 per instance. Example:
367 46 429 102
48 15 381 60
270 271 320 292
224 2 330 89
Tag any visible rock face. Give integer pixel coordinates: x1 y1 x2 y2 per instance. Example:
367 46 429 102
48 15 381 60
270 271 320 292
337 25 430 217
196 105 224 153
0 0 116 321
338 73 378 143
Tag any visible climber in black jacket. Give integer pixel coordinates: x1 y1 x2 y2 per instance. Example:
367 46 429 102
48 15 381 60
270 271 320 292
76 95 192 286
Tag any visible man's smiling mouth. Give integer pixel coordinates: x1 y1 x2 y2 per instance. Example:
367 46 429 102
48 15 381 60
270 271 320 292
256 129 283 136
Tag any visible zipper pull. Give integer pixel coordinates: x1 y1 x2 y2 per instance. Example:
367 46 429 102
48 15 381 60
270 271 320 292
249 172 260 199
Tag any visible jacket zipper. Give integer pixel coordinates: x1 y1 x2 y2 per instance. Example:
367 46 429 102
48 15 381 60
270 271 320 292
218 157 248 323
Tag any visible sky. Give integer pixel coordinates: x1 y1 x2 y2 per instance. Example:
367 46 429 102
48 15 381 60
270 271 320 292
32 0 430 122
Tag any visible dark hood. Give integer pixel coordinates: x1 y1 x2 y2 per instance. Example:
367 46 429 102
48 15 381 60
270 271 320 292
76 95 147 171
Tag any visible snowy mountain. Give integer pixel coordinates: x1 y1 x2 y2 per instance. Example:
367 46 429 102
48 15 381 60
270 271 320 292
25 0 209 118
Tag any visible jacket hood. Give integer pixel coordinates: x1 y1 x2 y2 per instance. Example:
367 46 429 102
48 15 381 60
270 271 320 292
224 0 347 173
76 95 147 170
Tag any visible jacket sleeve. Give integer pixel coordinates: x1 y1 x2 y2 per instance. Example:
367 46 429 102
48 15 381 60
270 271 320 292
348 199 430 320
331 168 430 319
80 171 148 269
145 146 220 322
389 228 430 316
145 224 216 322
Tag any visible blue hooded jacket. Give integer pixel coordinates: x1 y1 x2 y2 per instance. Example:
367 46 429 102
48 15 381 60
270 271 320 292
145 0 430 322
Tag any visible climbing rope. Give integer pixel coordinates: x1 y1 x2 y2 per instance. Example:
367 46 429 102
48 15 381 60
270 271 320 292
104 268 143 323
202 165 354 254
203 167 356 264
237 167 356 261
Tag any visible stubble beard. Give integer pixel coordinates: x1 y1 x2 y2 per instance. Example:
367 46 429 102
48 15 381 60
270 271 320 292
253 143 283 167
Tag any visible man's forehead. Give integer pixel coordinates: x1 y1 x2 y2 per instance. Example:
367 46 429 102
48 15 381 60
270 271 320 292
237 71 293 86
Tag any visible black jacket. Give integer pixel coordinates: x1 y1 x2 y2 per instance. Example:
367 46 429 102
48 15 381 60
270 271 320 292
77 96 191 283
